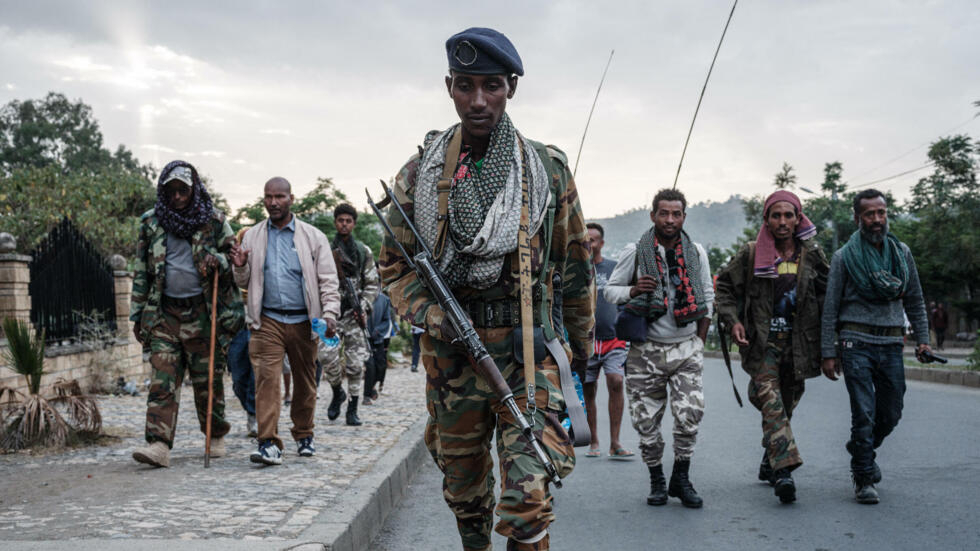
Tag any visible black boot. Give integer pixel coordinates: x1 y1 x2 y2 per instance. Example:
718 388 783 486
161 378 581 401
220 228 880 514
647 464 668 506
667 459 703 508
772 468 796 504
758 450 774 485
345 396 362 426
327 384 346 421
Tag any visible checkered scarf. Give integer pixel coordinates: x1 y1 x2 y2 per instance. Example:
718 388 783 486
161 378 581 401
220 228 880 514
414 113 549 289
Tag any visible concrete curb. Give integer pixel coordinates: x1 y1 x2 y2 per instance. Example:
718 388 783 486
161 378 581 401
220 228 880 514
1 414 430 551
296 413 428 551
704 350 980 389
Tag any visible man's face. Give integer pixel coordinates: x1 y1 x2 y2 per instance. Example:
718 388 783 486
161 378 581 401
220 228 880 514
587 228 604 260
335 213 356 237
765 201 799 241
264 181 294 223
445 72 517 139
163 179 193 211
856 196 888 245
650 200 686 239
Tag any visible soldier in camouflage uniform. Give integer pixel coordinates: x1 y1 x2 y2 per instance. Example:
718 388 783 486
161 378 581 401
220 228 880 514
715 190 828 503
380 28 594 551
322 203 380 426
604 188 714 509
130 160 245 468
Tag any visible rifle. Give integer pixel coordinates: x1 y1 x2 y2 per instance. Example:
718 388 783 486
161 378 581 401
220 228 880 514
367 181 564 488
716 318 744 407
332 246 372 343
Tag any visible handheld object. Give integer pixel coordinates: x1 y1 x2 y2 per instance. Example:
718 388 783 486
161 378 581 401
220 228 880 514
312 318 340 349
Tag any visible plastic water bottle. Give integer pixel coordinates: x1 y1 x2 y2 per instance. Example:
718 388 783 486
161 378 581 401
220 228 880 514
561 371 587 432
312 318 340 349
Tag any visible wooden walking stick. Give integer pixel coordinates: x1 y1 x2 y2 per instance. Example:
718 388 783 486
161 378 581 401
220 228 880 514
204 270 219 468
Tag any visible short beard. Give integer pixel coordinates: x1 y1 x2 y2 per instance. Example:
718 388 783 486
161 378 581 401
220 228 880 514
860 219 888 245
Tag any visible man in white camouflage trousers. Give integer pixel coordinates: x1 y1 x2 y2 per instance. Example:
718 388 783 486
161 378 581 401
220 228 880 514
605 188 713 509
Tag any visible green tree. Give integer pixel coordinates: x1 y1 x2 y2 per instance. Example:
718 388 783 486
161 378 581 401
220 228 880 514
800 161 851 254
0 93 156 257
895 134 980 324
772 162 797 189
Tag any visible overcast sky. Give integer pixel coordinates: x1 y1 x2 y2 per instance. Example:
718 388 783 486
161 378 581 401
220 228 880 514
1 0 977 217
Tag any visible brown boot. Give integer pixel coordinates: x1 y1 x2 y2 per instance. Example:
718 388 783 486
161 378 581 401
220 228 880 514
132 441 170 468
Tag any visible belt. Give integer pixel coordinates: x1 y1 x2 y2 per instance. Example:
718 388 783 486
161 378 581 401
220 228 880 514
841 322 904 338
263 307 309 317
162 294 205 308
465 299 543 328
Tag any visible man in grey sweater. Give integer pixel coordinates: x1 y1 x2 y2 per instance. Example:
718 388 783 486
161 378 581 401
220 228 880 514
605 189 714 508
820 189 931 505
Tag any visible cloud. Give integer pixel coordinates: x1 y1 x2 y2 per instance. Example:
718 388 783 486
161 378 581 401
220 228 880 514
140 144 177 153
260 128 292 135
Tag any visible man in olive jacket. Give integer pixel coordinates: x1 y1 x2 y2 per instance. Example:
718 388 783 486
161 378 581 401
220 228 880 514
715 190 828 504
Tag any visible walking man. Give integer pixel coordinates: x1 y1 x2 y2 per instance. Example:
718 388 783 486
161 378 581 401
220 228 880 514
322 203 380 426
231 177 340 465
930 302 948 350
715 190 829 503
583 222 632 460
131 160 245 468
380 27 594 550
605 188 713 508
821 189 931 504
363 291 394 405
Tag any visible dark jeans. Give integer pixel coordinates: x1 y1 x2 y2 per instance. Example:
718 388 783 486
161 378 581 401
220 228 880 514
364 339 389 395
411 332 422 369
935 328 946 349
841 338 906 478
228 329 255 416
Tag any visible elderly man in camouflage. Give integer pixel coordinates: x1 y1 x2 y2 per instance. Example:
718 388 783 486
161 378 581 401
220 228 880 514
821 189 931 504
322 203 380 426
605 188 713 509
130 160 244 468
380 28 594 551
715 190 829 504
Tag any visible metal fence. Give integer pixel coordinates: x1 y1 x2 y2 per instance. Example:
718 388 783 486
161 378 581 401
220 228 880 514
29 218 116 343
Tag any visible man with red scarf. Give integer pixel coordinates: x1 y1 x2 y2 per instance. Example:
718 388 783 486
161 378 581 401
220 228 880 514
715 190 829 504
605 188 714 508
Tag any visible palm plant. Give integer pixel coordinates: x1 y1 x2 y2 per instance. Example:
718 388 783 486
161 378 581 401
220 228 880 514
0 318 102 450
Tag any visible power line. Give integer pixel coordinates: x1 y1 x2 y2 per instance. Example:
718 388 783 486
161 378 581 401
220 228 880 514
847 113 979 182
848 162 935 190
672 0 739 190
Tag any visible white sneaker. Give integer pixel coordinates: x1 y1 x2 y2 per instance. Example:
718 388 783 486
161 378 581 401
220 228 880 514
250 441 283 466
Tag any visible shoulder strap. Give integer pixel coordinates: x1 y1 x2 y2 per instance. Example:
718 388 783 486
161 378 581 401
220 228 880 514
433 130 462 260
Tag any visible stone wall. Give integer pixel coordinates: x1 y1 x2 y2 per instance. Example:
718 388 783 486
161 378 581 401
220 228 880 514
0 236 149 395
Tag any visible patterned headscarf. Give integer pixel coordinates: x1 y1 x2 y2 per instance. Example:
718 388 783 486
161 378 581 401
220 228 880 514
154 160 214 239
753 190 816 278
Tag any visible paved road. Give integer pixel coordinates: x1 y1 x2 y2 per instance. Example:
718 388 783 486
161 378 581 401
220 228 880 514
371 358 980 550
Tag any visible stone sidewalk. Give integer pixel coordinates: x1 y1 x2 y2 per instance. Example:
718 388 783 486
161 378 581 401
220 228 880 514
0 362 427 549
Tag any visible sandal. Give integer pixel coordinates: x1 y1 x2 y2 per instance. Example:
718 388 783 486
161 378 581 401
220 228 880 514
609 447 635 460
585 447 602 458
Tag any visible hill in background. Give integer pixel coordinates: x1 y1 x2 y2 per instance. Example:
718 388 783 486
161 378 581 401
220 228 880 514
587 195 748 260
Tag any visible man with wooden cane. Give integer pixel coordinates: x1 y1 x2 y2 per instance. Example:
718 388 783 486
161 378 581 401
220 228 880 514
131 160 244 468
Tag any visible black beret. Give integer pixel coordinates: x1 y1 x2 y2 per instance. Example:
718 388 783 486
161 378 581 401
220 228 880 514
445 27 524 77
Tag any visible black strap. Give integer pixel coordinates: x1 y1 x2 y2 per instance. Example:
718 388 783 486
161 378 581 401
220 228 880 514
717 317 743 407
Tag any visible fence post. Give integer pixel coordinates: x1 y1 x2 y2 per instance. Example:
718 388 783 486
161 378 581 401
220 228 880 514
110 254 134 340
0 233 32 337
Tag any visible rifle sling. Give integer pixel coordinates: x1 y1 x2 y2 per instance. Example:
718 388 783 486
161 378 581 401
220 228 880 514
517 143 536 416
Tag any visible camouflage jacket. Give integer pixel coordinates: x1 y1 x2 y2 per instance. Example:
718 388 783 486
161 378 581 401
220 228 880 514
336 238 381 316
380 136 595 362
715 239 829 380
130 209 245 351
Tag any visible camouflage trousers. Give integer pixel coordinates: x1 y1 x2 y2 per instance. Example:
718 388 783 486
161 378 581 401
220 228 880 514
145 300 230 448
321 312 369 397
624 335 704 467
747 333 805 471
422 328 575 551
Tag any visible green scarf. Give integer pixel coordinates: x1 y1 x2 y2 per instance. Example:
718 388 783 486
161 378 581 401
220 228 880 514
840 229 909 302
625 228 708 325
